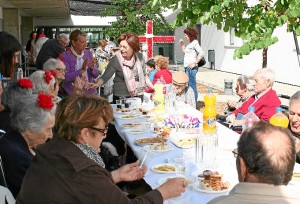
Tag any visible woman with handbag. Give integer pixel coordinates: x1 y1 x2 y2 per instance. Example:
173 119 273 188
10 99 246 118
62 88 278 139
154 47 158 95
179 28 205 103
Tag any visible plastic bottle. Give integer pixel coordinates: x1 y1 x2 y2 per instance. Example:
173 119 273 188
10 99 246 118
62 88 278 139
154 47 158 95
270 107 289 128
242 106 260 132
153 79 165 113
203 89 217 134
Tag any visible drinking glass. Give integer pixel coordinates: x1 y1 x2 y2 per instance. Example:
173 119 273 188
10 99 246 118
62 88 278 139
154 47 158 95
174 156 186 175
138 147 154 168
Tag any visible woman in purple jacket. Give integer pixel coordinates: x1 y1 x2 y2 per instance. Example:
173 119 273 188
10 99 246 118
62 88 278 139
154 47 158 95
60 29 98 96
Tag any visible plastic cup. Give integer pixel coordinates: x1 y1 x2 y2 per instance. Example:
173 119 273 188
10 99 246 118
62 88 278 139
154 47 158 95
174 156 186 175
138 147 154 168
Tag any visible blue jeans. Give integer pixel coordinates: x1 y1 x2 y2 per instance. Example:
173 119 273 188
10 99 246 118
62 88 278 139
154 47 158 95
185 66 198 102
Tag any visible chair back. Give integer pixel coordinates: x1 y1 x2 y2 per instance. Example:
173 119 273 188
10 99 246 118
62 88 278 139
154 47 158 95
0 156 8 188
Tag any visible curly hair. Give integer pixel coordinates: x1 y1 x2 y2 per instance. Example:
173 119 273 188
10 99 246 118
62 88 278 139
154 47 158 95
183 28 198 42
154 55 169 69
117 32 140 53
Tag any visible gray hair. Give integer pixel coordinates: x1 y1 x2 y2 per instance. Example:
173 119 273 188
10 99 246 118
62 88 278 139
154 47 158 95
10 94 55 134
57 33 69 42
237 75 254 91
255 68 276 85
289 90 300 107
2 80 32 110
43 58 63 71
29 70 55 94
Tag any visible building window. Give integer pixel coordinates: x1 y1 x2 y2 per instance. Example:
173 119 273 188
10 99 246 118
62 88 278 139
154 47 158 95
230 27 235 45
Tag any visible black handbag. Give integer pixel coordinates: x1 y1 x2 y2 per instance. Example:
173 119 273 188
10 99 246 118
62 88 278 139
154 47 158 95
198 57 206 67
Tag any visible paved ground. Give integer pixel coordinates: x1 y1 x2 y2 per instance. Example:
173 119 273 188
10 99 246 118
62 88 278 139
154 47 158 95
195 68 300 107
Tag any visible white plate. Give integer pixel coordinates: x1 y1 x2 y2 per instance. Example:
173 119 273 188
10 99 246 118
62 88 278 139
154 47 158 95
144 144 173 153
158 176 195 186
118 115 138 120
151 163 176 174
170 138 195 149
124 128 150 134
122 122 151 128
193 183 230 194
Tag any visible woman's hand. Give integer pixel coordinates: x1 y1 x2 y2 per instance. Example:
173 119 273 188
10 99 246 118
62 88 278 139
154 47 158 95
188 63 197 69
157 178 187 200
73 75 87 93
80 58 88 74
111 161 147 183
227 100 237 109
85 78 104 90
90 57 96 70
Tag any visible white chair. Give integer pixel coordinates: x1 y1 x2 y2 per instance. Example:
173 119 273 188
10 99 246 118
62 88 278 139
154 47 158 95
0 186 15 204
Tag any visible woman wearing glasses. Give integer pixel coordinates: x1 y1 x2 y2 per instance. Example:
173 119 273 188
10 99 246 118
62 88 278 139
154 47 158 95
18 94 187 203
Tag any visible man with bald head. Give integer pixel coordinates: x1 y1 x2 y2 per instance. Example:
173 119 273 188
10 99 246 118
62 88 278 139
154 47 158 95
209 121 300 203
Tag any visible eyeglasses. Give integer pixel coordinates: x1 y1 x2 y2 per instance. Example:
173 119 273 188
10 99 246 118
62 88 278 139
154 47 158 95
56 68 66 73
232 148 240 158
89 126 108 135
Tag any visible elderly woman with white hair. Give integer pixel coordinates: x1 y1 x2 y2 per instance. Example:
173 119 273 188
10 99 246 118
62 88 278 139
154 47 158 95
227 68 281 124
0 93 55 197
0 79 33 132
29 70 59 103
171 71 196 108
43 58 66 85
226 75 254 113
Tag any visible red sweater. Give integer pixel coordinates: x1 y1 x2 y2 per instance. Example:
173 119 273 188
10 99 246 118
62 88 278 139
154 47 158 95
145 68 172 93
233 89 281 122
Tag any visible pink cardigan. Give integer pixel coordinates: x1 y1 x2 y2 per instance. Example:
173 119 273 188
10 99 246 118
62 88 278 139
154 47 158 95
233 89 281 122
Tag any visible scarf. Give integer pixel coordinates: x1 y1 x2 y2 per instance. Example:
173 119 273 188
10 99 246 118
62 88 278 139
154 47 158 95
71 141 105 168
116 52 145 96
70 46 88 78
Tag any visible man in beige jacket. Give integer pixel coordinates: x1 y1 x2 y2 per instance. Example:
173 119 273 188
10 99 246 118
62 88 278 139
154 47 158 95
209 121 300 204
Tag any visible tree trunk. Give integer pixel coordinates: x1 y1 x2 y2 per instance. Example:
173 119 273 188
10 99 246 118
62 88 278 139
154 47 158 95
262 47 268 68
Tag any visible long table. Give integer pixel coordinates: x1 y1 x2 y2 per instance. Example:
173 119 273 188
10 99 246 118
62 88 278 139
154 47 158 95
113 103 300 203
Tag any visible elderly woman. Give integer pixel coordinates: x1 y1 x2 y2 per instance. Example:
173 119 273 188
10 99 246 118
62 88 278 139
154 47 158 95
29 70 59 103
171 71 196 108
0 93 55 197
90 32 145 103
0 31 22 79
145 55 172 92
0 79 33 132
288 91 300 163
227 68 281 124
226 75 254 113
179 28 205 102
60 29 98 96
43 58 66 85
17 94 187 203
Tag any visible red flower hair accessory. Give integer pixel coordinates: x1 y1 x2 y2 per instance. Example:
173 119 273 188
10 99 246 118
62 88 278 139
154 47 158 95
37 93 54 111
50 70 57 78
45 70 55 84
18 79 33 89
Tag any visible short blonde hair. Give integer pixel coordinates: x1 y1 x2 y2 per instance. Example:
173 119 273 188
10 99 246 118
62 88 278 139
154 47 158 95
154 55 169 69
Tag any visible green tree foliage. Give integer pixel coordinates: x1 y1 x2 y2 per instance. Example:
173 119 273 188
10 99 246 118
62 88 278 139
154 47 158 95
101 0 172 39
151 0 300 61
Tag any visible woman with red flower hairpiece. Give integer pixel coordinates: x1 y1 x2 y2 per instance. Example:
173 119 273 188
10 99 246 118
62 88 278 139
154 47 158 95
0 93 55 197
0 79 33 132
29 70 59 103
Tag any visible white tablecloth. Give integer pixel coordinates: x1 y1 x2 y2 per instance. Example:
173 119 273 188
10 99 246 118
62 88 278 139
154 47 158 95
113 103 300 203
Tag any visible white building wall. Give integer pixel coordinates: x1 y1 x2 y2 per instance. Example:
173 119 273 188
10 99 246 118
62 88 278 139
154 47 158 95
201 23 300 86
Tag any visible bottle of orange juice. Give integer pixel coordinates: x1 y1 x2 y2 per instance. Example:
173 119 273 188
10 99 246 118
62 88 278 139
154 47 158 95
270 107 289 128
203 89 217 134
153 79 165 113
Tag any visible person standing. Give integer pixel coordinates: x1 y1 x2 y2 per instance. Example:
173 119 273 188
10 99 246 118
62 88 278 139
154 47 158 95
89 32 145 103
35 33 68 70
60 29 98 96
179 28 204 103
25 31 37 66
34 28 48 64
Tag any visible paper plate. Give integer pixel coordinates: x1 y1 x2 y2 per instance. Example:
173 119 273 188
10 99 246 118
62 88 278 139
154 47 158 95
151 163 176 174
193 183 230 194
